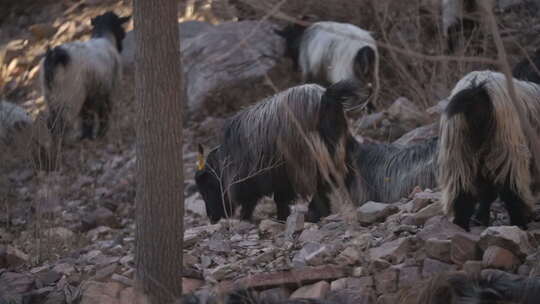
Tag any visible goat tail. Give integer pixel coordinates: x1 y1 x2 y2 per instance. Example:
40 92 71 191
43 46 70 90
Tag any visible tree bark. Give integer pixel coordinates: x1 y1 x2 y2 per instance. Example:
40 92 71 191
134 0 184 303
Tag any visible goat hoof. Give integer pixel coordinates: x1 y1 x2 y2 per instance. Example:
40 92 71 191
453 219 470 232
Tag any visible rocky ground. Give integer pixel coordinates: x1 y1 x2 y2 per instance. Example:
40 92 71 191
1 0 540 304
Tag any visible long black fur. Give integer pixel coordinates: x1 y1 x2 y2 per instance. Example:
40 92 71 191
305 80 358 221
353 46 375 81
196 81 359 224
512 49 540 85
43 46 70 90
345 136 439 204
274 23 307 70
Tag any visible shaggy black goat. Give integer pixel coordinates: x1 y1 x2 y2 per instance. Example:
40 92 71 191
347 136 439 205
195 80 371 224
439 70 540 231
40 11 130 143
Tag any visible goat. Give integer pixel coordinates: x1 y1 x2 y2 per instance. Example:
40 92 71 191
39 11 130 144
438 70 540 231
195 80 372 224
347 137 439 205
275 21 379 105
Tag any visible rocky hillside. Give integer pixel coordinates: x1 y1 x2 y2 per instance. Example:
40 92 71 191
1 0 540 303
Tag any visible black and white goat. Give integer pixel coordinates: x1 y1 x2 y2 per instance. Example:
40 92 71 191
195 80 372 224
438 70 540 231
276 21 379 104
39 11 130 143
347 137 439 205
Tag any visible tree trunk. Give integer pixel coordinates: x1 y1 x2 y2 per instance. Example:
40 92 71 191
134 0 184 302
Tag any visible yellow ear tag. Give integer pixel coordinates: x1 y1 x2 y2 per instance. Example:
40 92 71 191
197 153 205 170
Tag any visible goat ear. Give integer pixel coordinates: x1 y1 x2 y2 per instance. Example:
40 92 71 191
120 16 131 24
197 144 206 171
198 144 204 155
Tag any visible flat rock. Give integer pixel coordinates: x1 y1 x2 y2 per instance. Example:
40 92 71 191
209 233 232 253
205 263 239 281
34 269 62 286
290 281 330 299
217 265 349 293
417 216 465 241
0 272 34 296
377 293 399 304
293 242 327 267
327 288 376 304
369 237 411 264
396 265 421 290
259 219 284 235
53 263 75 276
298 229 325 243
111 274 133 287
479 226 534 259
425 238 452 263
93 264 117 282
462 261 484 276
422 258 456 278
183 278 204 293
0 245 29 268
374 268 398 294
411 191 440 212
450 233 481 266
259 287 290 302
331 276 373 291
357 202 399 225
336 247 360 265
403 202 443 226
482 246 520 271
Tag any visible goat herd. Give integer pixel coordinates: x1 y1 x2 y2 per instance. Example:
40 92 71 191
195 19 540 235
1 8 540 232
0 5 539 303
